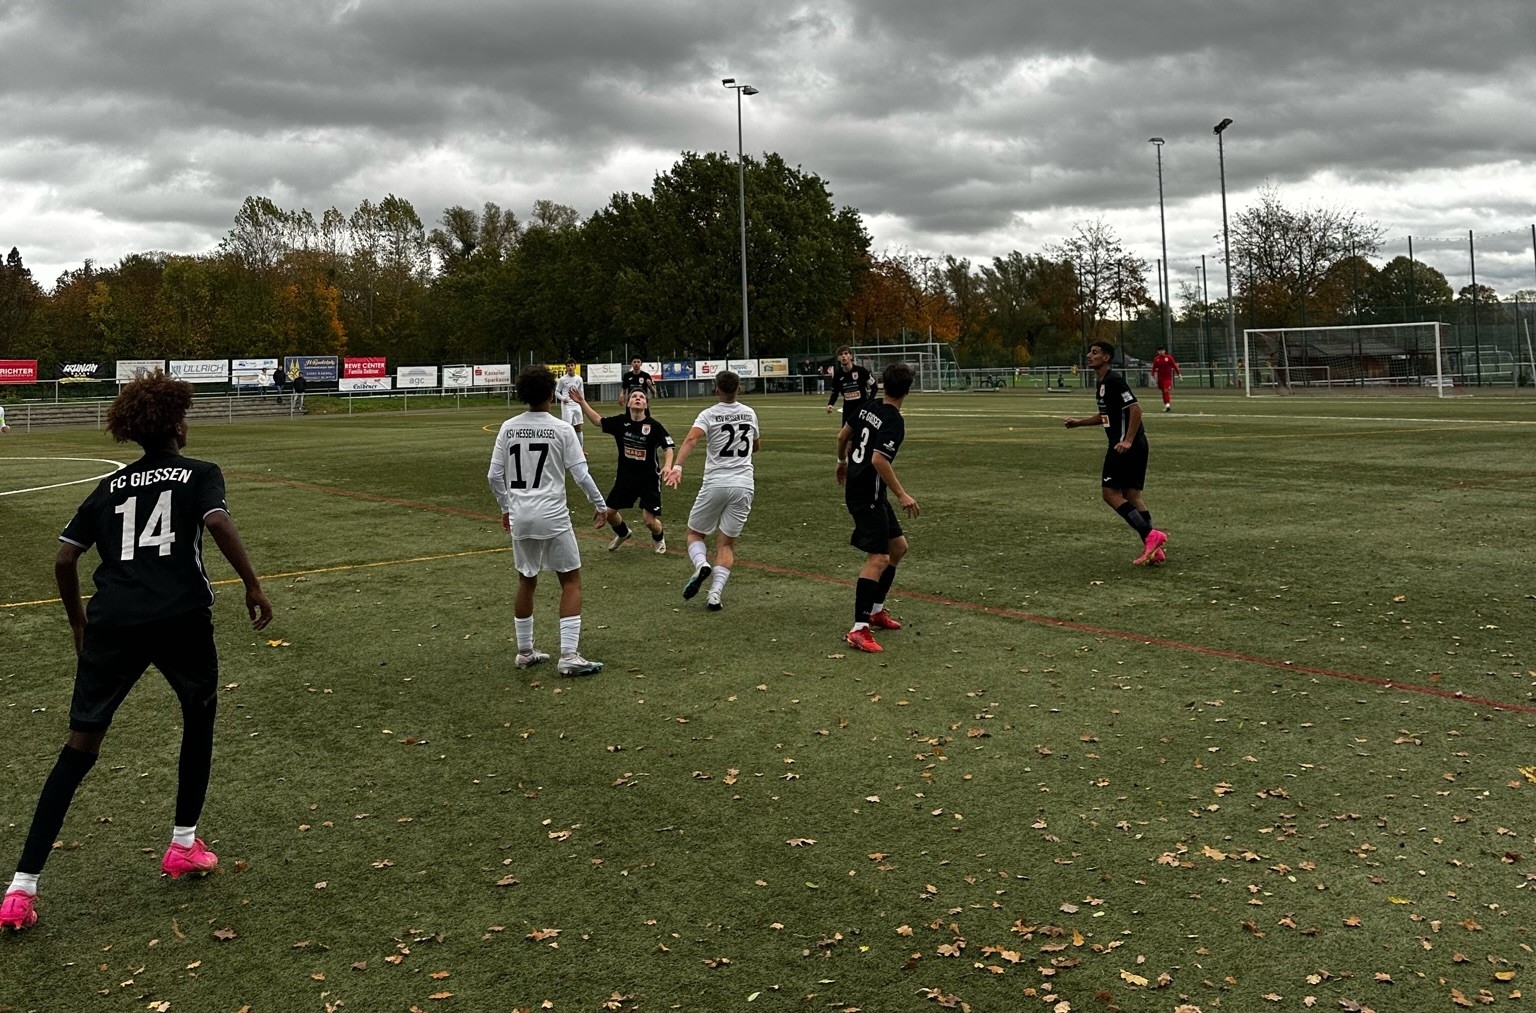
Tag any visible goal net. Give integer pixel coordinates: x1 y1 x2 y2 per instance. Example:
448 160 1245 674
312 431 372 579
1244 322 1448 396
849 341 963 392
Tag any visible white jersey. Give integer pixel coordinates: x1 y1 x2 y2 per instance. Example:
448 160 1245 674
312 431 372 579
691 401 759 491
555 374 584 404
487 410 588 539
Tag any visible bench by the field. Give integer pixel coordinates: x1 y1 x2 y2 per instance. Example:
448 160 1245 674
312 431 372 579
1 396 301 432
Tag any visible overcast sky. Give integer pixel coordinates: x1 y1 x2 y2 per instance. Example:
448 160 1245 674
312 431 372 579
2 0 1534 300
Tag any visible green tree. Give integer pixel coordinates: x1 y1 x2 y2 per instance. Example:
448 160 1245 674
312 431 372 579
0 248 43 359
1047 220 1150 339
588 151 868 358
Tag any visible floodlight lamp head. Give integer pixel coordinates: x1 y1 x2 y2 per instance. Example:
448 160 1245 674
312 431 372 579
742 85 759 96
1148 136 1164 145
722 78 735 86
1214 118 1233 134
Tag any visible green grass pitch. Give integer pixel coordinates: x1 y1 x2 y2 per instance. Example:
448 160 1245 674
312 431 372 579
1 388 1533 1012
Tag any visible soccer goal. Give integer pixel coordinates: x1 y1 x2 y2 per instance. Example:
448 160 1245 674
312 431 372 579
850 341 963 392
1244 322 1448 397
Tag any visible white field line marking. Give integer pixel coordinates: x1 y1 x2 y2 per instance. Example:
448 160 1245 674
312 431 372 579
0 457 125 497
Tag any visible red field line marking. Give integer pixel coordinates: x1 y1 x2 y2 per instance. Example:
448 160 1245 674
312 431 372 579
230 471 1536 716
743 561 1536 716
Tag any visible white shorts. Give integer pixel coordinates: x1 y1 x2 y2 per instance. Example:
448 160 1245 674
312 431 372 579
512 529 582 577
688 485 754 538
561 402 583 428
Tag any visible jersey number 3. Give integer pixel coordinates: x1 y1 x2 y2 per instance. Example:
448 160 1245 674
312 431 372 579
849 427 872 464
114 490 177 560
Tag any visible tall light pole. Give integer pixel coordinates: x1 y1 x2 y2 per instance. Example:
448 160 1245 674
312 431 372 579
1149 137 1171 349
723 78 758 359
1214 117 1238 385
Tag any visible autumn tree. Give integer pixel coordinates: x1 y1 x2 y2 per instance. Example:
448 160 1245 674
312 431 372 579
1046 220 1151 339
0 248 43 358
1230 185 1385 327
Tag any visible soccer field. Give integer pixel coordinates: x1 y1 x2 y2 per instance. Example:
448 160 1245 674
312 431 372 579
2 390 1533 1012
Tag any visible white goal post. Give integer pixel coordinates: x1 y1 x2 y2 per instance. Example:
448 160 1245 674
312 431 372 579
1244 322 1448 396
849 341 962 393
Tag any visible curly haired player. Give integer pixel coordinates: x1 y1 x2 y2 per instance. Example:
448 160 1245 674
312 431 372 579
1 373 272 933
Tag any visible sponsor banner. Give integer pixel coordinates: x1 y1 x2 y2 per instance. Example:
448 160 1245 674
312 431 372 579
0 359 39 384
169 359 230 383
586 362 622 383
343 356 387 379
56 361 105 381
694 359 728 379
231 357 279 386
726 358 760 378
116 359 165 382
396 365 439 389
442 364 473 389
661 360 693 380
758 357 790 377
472 364 512 386
339 377 393 392
284 356 339 382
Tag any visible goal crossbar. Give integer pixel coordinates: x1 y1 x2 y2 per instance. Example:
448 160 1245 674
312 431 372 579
1244 322 1448 397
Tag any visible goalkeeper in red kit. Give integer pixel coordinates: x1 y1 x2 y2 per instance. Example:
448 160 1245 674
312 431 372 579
1151 347 1181 412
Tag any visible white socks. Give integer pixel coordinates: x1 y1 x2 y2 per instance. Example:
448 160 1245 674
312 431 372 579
559 616 581 656
7 872 39 896
173 825 197 848
710 566 730 594
688 541 708 569
515 617 534 653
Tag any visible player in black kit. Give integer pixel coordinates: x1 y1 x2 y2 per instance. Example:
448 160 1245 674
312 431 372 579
620 356 655 401
825 346 875 425
573 386 675 554
1063 340 1168 566
1 373 273 933
836 362 920 654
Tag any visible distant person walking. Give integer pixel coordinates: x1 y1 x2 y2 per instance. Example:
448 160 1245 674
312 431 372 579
1151 347 1182 412
289 367 307 412
1 372 272 933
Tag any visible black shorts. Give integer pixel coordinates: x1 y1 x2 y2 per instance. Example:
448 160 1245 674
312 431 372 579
607 477 663 516
1101 442 1149 492
848 499 903 555
70 608 219 733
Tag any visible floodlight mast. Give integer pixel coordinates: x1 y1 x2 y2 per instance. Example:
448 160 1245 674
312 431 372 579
723 78 759 358
1149 137 1171 348
1214 118 1238 384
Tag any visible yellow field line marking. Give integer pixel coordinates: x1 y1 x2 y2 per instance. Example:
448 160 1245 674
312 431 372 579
0 547 509 609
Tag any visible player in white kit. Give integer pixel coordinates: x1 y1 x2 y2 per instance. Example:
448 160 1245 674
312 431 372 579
554 360 586 450
663 371 759 611
488 366 608 676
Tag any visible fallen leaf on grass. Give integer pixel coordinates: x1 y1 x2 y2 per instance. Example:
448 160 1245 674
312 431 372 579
526 928 560 942
212 927 237 941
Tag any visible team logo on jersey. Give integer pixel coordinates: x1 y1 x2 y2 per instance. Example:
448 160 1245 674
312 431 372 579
641 424 651 435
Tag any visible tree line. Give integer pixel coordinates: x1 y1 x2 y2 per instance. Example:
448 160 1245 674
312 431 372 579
1 157 1528 377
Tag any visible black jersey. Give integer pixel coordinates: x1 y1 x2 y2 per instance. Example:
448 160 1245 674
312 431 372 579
844 400 905 510
827 364 875 414
59 451 229 627
1095 369 1147 447
600 412 674 481
621 369 653 394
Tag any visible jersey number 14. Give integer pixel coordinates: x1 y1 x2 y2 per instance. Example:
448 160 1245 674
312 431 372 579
114 490 177 560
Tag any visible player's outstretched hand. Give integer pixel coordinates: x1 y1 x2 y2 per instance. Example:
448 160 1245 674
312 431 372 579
1062 418 1077 429
663 465 682 489
570 387 586 404
899 492 920 518
248 586 274 631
